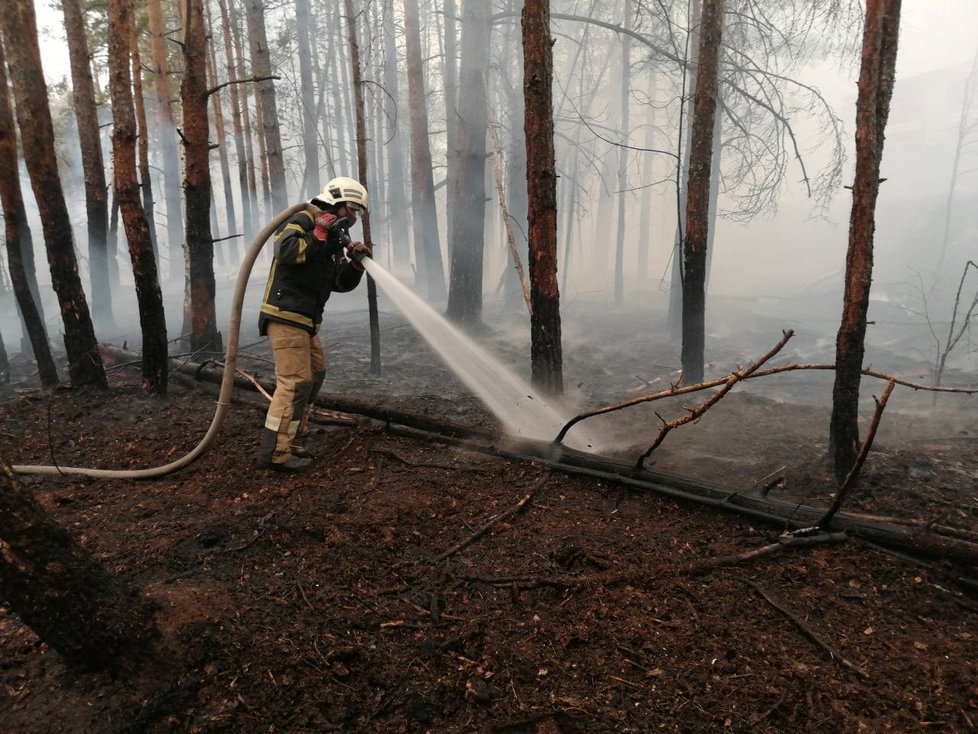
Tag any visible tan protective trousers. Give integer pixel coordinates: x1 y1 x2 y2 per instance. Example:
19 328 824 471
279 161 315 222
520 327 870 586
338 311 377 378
259 321 327 463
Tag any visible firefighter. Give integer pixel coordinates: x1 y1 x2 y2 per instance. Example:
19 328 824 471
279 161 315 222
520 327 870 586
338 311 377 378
256 177 372 472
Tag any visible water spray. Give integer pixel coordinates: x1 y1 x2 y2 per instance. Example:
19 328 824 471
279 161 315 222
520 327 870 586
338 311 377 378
12 202 595 477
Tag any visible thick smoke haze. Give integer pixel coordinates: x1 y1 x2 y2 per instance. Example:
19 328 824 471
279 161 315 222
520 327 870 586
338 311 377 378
3 0 976 387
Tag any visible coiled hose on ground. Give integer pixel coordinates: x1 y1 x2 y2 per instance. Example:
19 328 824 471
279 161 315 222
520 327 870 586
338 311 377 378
12 203 311 480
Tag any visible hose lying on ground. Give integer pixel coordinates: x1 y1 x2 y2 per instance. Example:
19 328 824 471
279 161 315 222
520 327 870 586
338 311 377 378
12 203 311 479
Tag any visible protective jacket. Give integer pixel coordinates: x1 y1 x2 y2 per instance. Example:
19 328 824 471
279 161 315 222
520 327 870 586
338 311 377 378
258 209 363 335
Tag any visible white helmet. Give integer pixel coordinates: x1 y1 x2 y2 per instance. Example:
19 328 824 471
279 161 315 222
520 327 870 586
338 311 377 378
311 176 369 213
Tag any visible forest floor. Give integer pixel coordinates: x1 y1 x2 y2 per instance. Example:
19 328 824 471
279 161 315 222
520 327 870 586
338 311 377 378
1 299 977 733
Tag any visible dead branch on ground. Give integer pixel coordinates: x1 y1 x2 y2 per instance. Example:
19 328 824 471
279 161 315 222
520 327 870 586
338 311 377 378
737 577 869 679
634 331 795 469
431 473 550 563
373 447 491 472
681 531 847 574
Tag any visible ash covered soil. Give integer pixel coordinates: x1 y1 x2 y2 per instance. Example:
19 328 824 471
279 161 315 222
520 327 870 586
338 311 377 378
1 301 977 733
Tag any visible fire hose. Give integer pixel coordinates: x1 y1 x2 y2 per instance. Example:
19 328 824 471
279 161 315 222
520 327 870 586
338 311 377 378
12 203 313 479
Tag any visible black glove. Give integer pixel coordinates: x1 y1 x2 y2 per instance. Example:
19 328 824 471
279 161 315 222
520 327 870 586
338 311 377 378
346 241 372 270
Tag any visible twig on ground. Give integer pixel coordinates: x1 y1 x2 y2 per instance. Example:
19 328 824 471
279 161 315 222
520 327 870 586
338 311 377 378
737 577 869 679
373 446 490 472
682 532 847 574
431 473 551 563
296 574 315 611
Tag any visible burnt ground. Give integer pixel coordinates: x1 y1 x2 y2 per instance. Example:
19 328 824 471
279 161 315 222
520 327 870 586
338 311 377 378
1 301 977 733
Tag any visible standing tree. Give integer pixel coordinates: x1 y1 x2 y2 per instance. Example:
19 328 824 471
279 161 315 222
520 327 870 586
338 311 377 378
446 0 491 326
344 0 381 374
181 0 221 353
216 0 254 237
613 0 633 305
523 0 562 394
0 35 58 389
443 0 460 256
205 1 237 261
830 0 902 480
108 0 168 394
402 0 445 300
146 0 184 289
0 0 107 389
62 0 113 331
381 0 409 269
245 0 287 213
680 0 724 385
130 28 159 258
295 0 320 196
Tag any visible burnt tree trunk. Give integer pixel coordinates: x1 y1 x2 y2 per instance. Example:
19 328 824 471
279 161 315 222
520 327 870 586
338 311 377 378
182 0 220 353
523 0 563 395
0 460 158 672
108 0 168 394
131 33 159 260
446 0 491 326
0 35 58 388
0 0 107 389
403 0 445 301
830 0 902 480
680 0 724 385
62 0 113 331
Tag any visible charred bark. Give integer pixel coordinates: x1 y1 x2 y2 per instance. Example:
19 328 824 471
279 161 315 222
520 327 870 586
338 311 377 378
0 459 158 672
182 0 221 354
0 35 57 388
131 33 159 260
108 0 168 394
680 0 724 385
523 0 563 395
0 0 107 389
830 0 902 481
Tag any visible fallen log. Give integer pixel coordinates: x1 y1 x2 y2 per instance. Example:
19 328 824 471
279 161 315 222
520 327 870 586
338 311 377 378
100 345 978 568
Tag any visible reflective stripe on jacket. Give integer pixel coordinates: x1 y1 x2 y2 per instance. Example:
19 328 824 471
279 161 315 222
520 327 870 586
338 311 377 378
258 209 363 335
